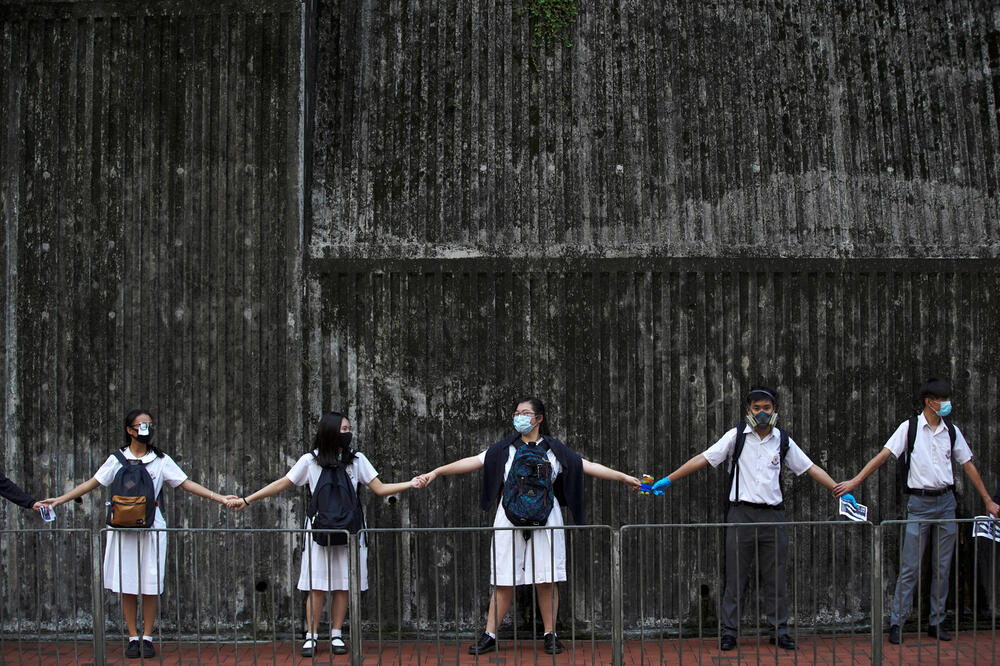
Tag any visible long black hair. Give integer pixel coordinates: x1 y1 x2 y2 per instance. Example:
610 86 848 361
313 411 357 466
122 408 165 458
513 396 552 437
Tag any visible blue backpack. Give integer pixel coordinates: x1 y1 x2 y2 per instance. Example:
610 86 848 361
106 450 158 528
307 455 365 546
501 442 555 527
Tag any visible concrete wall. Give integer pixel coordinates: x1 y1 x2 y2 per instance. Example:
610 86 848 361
2 0 999 633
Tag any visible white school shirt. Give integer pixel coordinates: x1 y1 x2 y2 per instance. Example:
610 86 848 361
883 414 973 491
702 425 813 505
476 436 563 483
286 450 379 494
94 448 188 526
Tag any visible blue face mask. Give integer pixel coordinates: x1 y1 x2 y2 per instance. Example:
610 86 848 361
513 414 534 434
936 401 952 417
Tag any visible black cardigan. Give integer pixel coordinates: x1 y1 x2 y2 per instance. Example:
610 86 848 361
480 433 585 524
0 471 37 509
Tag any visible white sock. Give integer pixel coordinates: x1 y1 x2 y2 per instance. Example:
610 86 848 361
142 635 152 642
486 631 496 639
305 632 317 640
331 629 342 638
129 636 138 642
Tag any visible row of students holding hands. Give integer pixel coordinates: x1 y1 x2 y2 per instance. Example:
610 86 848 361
8 382 999 658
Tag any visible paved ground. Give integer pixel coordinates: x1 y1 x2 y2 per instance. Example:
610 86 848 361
1 631 996 664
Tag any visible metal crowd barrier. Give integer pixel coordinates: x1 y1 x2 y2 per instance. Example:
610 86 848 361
621 520 875 665
1 520 999 664
879 517 1000 666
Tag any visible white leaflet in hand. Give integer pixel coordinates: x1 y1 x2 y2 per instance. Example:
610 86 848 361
839 497 868 522
972 516 1000 543
39 505 56 522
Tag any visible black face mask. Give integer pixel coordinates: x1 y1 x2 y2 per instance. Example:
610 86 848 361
338 431 354 450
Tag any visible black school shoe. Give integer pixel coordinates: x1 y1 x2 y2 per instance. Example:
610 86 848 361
125 640 140 658
468 632 497 654
770 633 796 650
720 634 737 651
141 639 155 658
927 624 952 641
543 632 564 654
888 624 901 644
331 636 348 654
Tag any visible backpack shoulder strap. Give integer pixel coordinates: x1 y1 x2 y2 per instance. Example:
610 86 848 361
728 425 749 503
905 415 919 463
779 429 790 462
944 419 956 447
112 450 129 466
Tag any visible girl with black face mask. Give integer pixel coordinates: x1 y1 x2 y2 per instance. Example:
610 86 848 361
42 409 237 660
228 411 422 657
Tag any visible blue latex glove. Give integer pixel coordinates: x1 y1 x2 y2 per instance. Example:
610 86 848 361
842 493 859 509
650 476 672 496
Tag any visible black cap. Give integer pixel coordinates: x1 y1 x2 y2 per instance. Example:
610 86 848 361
918 378 952 401
746 385 778 405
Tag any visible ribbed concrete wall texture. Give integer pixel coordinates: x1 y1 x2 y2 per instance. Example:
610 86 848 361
3 0 999 634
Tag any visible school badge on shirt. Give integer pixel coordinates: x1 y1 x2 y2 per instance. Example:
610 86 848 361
770 455 780 467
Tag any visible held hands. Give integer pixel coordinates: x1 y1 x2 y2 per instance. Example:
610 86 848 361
225 497 250 511
650 476 672 495
833 478 858 498
413 471 437 489
986 499 1000 518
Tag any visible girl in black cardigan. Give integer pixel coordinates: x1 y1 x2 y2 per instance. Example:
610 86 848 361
417 397 639 655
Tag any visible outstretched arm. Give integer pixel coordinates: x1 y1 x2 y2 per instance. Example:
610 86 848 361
179 479 237 505
228 477 295 510
367 476 420 496
42 477 101 508
666 453 711 484
833 448 893 497
962 461 1000 517
582 460 640 489
806 464 837 493
416 455 483 488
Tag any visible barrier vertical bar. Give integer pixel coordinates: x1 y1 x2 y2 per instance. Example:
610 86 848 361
611 529 623 666
871 523 883 666
348 531 362 666
91 527 106 666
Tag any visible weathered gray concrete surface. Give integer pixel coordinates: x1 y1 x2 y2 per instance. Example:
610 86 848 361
2 0 998 635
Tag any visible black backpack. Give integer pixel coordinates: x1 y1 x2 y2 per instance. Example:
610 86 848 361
501 442 555 527
725 424 790 511
898 415 956 494
106 450 158 528
306 454 365 546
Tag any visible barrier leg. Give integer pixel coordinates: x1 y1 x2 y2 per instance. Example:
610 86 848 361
90 528 106 666
871 524 883 666
349 532 363 666
611 530 623 666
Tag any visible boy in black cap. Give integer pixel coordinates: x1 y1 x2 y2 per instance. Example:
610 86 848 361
652 385 838 651
835 378 999 644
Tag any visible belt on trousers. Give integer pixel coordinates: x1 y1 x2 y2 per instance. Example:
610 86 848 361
905 486 954 497
731 501 784 510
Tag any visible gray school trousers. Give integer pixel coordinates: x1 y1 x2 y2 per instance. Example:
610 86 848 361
890 492 957 627
722 503 790 637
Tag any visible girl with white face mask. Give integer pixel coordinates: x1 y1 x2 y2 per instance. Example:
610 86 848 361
416 397 640 656
42 409 237 660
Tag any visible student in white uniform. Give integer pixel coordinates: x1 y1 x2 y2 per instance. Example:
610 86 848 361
42 409 236 660
230 411 420 657
417 397 640 656
651 386 839 652
835 378 999 645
